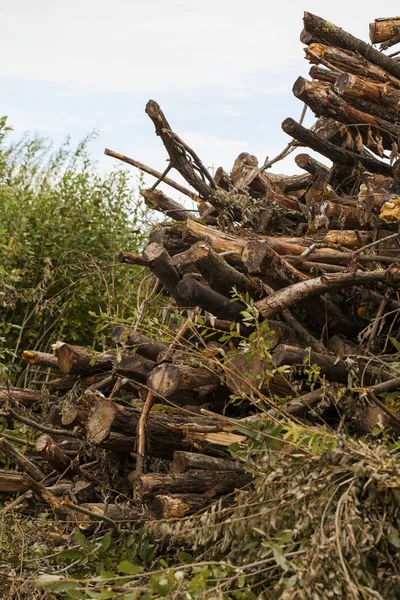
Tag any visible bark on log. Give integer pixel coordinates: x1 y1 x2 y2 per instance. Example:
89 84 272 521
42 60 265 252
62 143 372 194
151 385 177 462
143 242 182 297
114 353 155 381
35 434 82 478
171 451 244 474
111 326 168 361
147 362 220 402
175 277 245 321
309 65 338 85
303 12 400 80
295 153 330 178
369 18 400 45
334 72 400 115
293 77 399 151
282 118 393 177
22 350 59 370
150 493 210 518
271 344 348 383
141 188 194 221
0 437 45 482
255 269 390 318
86 399 228 458
187 240 263 298
145 100 212 199
305 43 400 89
0 386 56 407
138 468 249 502
223 350 293 397
54 342 114 375
0 470 30 493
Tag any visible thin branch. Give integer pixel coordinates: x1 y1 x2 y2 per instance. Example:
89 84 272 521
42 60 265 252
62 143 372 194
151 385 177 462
104 149 200 201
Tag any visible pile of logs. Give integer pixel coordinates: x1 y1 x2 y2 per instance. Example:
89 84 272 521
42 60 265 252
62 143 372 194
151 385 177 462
2 12 400 528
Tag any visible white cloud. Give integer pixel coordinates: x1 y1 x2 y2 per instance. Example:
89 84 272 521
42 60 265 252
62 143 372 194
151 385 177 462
4 0 398 96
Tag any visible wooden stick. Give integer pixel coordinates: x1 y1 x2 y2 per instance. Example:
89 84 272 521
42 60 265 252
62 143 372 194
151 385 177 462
104 148 200 201
134 390 154 489
0 437 45 482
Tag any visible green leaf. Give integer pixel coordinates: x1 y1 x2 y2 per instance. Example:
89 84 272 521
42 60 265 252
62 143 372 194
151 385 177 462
178 551 194 564
74 530 92 553
389 336 400 352
36 575 78 592
272 546 289 571
66 590 86 600
388 532 400 549
117 560 144 575
101 532 113 552
87 591 115 599
56 549 85 563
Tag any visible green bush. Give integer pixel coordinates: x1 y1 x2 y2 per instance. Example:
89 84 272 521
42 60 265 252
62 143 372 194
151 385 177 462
0 117 149 384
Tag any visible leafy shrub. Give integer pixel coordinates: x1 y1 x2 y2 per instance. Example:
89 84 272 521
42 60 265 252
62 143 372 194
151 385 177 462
0 117 149 384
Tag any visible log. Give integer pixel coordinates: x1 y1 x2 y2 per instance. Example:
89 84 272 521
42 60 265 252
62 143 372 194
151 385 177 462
35 434 82 478
186 241 263 298
295 153 330 178
86 399 228 458
303 12 400 80
143 242 181 297
111 326 168 361
40 373 111 393
229 153 301 212
114 353 155 381
104 149 201 202
0 437 45 482
145 100 212 199
242 239 308 282
282 118 393 177
0 386 56 407
293 77 399 151
255 270 391 319
271 344 348 383
138 468 249 502
0 470 30 493
369 18 400 45
175 277 245 321
171 451 244 474
150 493 210 518
147 362 220 403
68 503 143 529
334 72 400 115
53 342 114 375
21 350 59 370
223 350 293 398
305 43 400 89
141 188 194 221
309 65 338 84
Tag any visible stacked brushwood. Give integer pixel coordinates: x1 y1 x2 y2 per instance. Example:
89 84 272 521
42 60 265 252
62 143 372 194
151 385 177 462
2 12 400 529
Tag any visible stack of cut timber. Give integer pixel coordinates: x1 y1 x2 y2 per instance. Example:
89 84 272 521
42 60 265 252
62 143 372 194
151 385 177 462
2 12 400 528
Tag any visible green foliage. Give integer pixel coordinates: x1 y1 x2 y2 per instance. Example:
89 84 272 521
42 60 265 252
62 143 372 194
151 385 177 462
0 117 149 383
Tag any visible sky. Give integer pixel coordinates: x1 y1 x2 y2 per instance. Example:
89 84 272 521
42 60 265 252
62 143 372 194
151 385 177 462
3 0 400 202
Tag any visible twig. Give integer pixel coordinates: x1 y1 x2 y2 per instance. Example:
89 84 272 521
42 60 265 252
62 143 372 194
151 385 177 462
61 497 118 530
161 308 199 363
134 390 154 489
163 129 217 190
150 162 173 190
306 48 342 74
365 289 390 352
367 391 400 427
7 408 78 438
0 437 45 482
352 233 400 257
104 149 200 201
259 104 307 173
